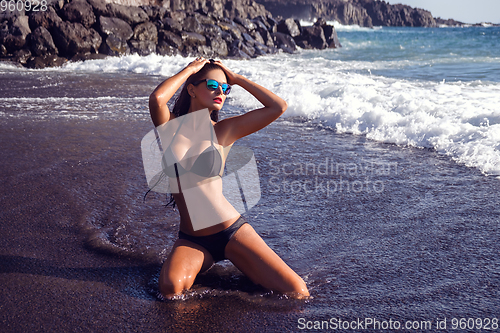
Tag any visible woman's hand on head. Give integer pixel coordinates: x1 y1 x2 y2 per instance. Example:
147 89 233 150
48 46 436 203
186 57 210 75
211 60 240 85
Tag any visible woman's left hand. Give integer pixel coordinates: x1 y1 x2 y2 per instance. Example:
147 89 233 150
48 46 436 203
212 60 240 85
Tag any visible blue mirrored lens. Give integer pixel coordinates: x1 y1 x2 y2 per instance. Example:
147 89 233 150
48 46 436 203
206 79 230 95
206 80 218 89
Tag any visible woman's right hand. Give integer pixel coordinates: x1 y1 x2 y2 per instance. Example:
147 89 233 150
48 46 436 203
150 57 208 127
186 57 210 75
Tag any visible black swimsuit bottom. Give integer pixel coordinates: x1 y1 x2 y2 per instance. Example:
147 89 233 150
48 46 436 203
178 216 248 262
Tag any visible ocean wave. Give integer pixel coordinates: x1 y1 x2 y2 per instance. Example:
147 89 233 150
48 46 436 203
8 51 500 176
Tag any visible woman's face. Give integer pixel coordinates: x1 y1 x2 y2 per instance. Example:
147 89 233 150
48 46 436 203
189 69 228 113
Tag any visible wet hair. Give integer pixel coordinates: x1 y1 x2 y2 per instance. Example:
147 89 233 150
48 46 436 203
172 62 228 123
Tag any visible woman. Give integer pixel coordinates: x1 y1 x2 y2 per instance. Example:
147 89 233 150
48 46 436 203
149 57 309 298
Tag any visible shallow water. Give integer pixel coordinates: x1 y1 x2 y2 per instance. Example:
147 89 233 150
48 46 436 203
1 25 500 331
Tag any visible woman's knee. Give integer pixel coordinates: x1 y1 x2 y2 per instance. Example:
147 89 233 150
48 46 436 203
159 271 192 297
159 261 196 297
290 277 310 297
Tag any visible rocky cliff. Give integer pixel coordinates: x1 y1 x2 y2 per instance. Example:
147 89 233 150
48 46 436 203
0 0 341 68
255 0 441 27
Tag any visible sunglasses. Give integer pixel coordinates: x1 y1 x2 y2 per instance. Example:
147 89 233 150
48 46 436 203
193 79 231 95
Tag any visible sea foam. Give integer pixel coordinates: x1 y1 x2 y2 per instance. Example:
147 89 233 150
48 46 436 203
35 49 500 177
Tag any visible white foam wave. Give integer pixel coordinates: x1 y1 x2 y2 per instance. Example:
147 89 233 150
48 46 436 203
227 55 500 176
17 53 500 176
0 95 148 119
299 19 381 32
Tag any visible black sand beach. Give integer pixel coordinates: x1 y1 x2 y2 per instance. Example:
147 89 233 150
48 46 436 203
1 69 500 333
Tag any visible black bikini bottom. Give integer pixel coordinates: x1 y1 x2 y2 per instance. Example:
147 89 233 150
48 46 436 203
178 216 248 262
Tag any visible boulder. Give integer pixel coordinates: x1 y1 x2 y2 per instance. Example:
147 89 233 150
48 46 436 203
29 26 58 56
99 16 133 40
106 3 149 26
208 36 228 57
28 6 63 31
251 16 270 30
242 32 256 46
277 18 300 38
140 5 167 21
26 54 67 69
322 24 341 48
86 0 108 17
156 41 178 56
161 17 183 32
250 30 265 45
132 22 158 42
234 17 256 31
202 24 223 39
230 39 255 57
51 21 102 57
217 20 242 40
295 25 327 49
0 16 31 53
13 49 31 64
101 34 130 56
271 32 296 53
129 39 156 56
129 22 157 56
182 15 204 35
158 30 183 49
180 31 206 46
61 0 96 29
0 44 7 57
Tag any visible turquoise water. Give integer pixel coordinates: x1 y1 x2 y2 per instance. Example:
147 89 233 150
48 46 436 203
333 26 500 82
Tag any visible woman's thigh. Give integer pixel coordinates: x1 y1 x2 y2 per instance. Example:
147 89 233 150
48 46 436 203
159 239 214 296
225 223 309 297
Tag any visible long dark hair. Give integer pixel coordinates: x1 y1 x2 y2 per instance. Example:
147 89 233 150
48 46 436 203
172 62 228 122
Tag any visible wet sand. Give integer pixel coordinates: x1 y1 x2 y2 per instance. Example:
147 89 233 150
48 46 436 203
2 112 499 333
0 118 307 333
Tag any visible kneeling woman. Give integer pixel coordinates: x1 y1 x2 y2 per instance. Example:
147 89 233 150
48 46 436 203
148 57 309 298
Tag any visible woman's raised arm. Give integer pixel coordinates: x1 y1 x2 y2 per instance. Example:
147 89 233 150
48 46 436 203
213 61 287 145
149 58 209 127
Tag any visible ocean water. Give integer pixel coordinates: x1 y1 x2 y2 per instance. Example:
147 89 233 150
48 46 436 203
2 24 500 328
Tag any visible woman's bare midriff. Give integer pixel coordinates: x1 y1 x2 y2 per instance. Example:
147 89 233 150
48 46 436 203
172 192 241 237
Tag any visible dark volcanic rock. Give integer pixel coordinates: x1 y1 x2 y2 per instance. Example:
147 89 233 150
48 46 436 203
29 7 63 31
132 22 158 42
106 2 149 26
162 17 183 32
271 32 296 53
129 22 158 56
158 30 183 49
99 16 133 40
208 36 229 57
86 0 108 17
26 54 67 69
51 21 101 57
140 5 167 22
4 0 343 68
129 39 156 56
322 23 341 48
277 18 300 38
294 25 327 49
61 0 96 28
13 49 31 64
256 0 439 27
29 26 58 56
363 0 435 27
101 34 130 56
0 16 31 53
